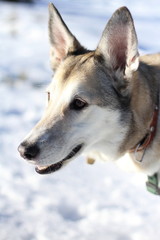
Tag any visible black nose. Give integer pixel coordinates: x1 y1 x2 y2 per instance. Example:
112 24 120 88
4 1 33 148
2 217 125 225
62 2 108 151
18 142 40 160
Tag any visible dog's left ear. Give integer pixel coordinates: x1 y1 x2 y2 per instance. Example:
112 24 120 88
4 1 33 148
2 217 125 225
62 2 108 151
96 7 139 93
48 3 83 71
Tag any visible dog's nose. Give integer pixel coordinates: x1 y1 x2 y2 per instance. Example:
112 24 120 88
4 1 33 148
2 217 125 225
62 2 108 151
18 142 40 160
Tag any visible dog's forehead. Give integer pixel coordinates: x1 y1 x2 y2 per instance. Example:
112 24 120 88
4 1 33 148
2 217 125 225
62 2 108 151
52 52 96 87
47 51 120 109
49 51 117 107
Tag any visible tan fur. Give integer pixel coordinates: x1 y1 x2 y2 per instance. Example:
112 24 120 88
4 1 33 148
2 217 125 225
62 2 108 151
18 5 160 178
140 53 160 66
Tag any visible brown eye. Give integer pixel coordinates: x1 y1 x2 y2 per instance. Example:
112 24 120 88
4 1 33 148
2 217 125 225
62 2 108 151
47 92 50 102
70 98 88 111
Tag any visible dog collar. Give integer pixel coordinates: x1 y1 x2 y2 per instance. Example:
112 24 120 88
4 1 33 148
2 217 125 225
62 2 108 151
129 103 159 162
129 99 160 195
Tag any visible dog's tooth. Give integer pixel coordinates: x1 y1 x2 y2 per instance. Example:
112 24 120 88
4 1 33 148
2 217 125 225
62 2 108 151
36 165 48 170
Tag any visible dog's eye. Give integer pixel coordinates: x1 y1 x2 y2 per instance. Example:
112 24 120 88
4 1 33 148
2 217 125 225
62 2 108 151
70 98 88 111
47 92 50 102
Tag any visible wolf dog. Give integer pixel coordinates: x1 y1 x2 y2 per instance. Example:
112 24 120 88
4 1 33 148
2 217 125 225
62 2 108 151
18 4 160 183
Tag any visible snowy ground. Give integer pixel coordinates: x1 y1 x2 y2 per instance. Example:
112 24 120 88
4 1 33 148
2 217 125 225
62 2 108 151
1 0 160 240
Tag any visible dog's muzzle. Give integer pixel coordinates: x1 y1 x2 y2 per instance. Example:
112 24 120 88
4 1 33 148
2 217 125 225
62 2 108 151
18 142 83 174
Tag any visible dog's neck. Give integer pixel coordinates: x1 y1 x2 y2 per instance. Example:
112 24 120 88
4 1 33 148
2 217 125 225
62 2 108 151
129 99 159 162
119 60 160 174
122 61 159 148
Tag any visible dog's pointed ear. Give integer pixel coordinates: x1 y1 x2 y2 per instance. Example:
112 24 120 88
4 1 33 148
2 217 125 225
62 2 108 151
96 7 139 76
48 3 82 71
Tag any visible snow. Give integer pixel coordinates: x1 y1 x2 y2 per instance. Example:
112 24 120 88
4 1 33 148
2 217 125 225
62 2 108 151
1 0 160 239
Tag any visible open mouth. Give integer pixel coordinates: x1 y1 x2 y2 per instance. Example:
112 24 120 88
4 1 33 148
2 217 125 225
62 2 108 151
35 144 83 175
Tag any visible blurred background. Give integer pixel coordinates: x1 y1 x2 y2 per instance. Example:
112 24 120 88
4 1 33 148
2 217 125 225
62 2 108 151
0 0 160 239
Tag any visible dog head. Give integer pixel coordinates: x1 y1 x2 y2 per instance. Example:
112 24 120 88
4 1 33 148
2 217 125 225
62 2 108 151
18 4 139 174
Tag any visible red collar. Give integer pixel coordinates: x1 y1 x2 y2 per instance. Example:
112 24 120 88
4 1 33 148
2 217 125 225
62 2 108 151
129 103 159 162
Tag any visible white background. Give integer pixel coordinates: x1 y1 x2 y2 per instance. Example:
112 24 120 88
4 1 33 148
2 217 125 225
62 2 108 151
0 0 160 239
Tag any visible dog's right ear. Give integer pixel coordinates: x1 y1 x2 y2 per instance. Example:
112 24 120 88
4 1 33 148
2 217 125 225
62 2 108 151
96 7 139 78
48 3 82 71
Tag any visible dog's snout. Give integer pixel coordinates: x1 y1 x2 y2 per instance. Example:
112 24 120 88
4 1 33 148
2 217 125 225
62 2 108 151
18 142 40 160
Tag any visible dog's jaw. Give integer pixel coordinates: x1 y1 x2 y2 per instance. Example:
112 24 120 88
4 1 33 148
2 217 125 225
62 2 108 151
35 144 84 174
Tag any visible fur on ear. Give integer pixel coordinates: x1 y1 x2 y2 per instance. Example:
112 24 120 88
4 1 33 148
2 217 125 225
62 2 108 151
48 3 82 71
96 7 139 76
